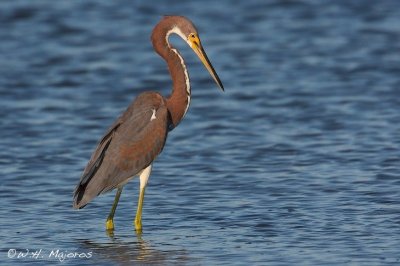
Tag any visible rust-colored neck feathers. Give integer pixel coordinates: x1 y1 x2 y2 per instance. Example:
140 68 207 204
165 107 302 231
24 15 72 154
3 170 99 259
151 17 192 129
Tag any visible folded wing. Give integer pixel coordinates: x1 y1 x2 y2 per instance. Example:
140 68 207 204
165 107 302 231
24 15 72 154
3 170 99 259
73 92 169 209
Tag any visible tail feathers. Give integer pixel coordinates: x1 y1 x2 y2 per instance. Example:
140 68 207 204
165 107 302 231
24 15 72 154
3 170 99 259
72 138 112 209
73 173 102 209
73 184 88 209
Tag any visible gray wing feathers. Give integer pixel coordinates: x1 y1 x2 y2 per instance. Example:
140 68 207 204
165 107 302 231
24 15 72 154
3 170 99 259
73 121 121 209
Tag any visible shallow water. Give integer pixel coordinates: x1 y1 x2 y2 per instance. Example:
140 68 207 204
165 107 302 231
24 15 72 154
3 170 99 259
1 0 400 265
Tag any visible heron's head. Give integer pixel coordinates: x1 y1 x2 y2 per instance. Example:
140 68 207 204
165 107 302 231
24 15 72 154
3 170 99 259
160 16 224 91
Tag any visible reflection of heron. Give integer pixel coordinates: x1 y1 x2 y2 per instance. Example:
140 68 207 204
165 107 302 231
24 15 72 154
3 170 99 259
79 234 190 264
73 16 224 232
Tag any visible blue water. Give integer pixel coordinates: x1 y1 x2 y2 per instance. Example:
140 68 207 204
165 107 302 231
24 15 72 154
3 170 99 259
1 0 400 265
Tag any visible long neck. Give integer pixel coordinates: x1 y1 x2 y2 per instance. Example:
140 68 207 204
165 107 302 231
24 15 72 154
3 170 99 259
153 26 191 129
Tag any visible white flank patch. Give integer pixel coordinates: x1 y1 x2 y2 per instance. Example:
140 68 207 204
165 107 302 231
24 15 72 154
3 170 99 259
150 108 157 121
139 164 152 189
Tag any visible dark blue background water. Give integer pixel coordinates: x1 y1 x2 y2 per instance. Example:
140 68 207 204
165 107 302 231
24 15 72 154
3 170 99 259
1 0 400 265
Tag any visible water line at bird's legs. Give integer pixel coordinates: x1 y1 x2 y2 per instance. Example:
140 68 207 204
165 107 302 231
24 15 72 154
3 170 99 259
106 187 123 231
134 187 146 233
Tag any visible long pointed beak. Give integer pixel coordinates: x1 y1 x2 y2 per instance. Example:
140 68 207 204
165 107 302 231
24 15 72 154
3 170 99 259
189 38 224 91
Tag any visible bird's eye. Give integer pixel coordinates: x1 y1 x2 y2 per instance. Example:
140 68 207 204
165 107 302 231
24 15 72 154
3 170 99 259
190 33 195 38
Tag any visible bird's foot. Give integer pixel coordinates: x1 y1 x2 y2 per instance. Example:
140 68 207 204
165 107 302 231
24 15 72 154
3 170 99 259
134 219 142 234
106 218 115 231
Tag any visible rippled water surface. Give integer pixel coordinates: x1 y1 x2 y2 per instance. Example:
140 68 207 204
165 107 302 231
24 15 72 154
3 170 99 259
1 0 400 265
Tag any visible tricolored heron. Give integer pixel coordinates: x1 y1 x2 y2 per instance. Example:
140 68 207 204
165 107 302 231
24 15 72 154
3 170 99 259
73 16 224 232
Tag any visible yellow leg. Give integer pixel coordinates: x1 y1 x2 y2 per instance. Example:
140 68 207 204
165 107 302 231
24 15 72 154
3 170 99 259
106 187 123 231
134 164 152 233
134 187 146 232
